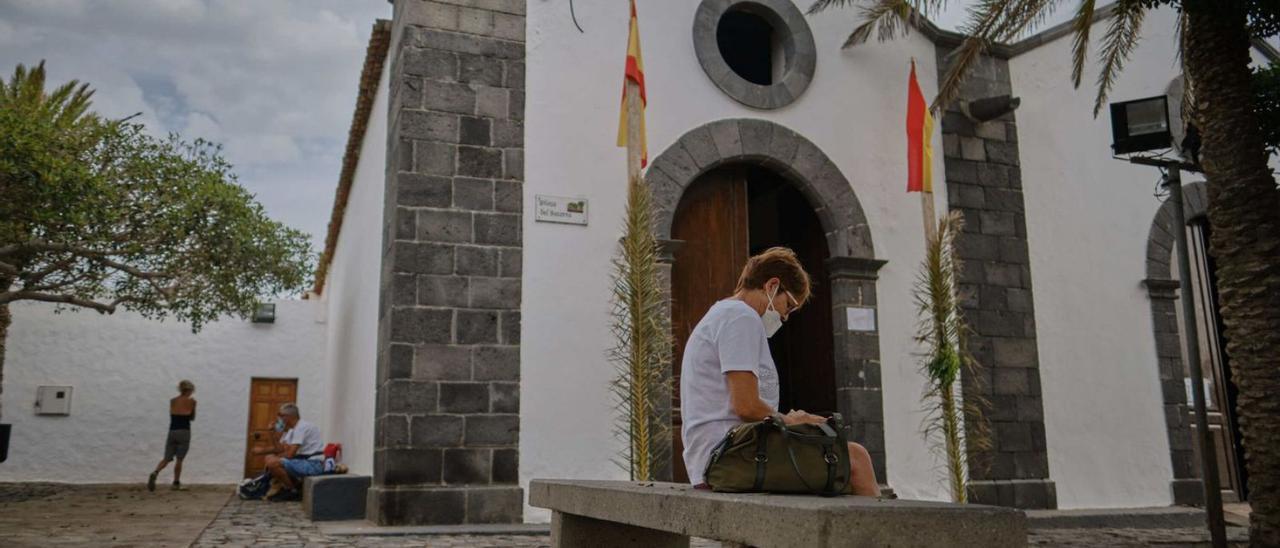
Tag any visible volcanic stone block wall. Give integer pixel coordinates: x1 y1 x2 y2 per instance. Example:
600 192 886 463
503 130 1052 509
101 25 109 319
935 50 1057 509
370 0 526 525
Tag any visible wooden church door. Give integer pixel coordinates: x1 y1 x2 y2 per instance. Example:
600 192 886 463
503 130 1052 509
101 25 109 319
670 168 749 484
668 165 837 483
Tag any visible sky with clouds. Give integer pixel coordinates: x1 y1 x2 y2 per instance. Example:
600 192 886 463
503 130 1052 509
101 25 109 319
0 0 393 255
0 1 1142 255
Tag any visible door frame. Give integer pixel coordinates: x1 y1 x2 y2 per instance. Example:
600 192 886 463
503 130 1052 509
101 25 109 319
1142 181 1247 504
647 119 887 482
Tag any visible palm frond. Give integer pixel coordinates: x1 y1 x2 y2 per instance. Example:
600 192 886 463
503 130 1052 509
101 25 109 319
807 0 862 15
1092 0 1146 116
987 0 1069 41
608 171 674 481
931 0 1014 113
934 0 1064 113
1070 0 1098 88
933 36 989 113
913 210 989 502
1 60 98 129
842 0 914 48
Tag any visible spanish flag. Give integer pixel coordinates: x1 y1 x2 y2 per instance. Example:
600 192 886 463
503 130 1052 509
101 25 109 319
906 59 933 193
617 0 647 167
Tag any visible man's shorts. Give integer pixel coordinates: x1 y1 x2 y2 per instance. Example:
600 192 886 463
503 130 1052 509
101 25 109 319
164 430 191 460
282 457 324 478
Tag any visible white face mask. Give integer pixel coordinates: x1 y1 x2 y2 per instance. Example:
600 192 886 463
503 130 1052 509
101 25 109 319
762 285 783 338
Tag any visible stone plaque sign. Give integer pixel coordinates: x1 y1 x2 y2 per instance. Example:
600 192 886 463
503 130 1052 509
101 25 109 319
535 195 588 226
845 307 877 332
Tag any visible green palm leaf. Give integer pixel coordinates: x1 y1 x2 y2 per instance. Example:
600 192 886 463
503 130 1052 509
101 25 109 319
914 211 990 502
1092 0 1146 116
609 172 673 481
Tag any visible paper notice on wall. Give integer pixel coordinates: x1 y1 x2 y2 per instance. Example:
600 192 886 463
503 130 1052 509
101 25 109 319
534 195 588 226
846 307 876 332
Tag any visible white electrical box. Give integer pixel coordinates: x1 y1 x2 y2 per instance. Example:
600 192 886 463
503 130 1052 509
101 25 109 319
35 386 73 415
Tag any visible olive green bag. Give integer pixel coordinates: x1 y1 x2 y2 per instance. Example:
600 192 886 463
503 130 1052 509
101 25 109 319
704 414 851 496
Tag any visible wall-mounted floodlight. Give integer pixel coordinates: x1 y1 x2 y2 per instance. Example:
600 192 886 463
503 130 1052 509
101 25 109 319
252 302 276 323
1110 95 1172 154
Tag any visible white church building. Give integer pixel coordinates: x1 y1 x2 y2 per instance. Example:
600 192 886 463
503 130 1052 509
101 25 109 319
3 0 1277 526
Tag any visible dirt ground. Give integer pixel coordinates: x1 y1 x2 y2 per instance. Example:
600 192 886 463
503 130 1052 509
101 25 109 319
0 482 233 547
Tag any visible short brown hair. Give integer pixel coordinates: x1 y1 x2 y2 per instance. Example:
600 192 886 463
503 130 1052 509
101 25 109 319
735 247 811 305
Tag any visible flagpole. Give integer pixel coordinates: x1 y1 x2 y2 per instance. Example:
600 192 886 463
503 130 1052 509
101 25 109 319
626 66 646 482
626 79 643 184
921 190 937 241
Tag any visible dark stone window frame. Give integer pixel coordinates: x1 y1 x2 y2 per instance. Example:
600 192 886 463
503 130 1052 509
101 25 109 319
692 0 817 110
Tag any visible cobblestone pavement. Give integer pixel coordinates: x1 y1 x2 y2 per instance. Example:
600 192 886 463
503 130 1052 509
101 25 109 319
192 497 552 547
196 496 1255 547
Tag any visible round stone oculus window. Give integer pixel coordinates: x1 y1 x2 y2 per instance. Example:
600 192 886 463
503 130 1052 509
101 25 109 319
693 0 816 109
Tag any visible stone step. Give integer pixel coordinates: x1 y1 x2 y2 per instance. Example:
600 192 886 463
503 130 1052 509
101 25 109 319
1026 506 1206 529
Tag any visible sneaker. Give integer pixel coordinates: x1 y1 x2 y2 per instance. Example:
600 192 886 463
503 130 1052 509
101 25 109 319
147 472 157 492
267 489 301 502
171 482 187 491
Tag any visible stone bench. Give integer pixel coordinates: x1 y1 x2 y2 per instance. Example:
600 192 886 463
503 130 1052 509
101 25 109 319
529 480 1026 548
302 475 370 521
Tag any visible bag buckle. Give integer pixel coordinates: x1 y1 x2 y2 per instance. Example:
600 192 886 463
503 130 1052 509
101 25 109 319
824 452 839 464
754 453 769 463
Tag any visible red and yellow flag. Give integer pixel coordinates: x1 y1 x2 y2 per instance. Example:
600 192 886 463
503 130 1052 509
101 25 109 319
617 0 647 167
906 60 934 193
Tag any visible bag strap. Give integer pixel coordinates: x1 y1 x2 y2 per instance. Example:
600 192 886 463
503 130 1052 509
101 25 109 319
779 421 842 497
753 422 771 491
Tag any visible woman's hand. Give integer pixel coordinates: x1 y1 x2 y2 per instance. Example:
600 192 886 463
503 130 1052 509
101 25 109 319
781 410 828 426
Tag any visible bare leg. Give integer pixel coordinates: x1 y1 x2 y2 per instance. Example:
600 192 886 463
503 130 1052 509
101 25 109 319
173 458 184 484
847 442 880 496
265 456 295 491
148 459 170 492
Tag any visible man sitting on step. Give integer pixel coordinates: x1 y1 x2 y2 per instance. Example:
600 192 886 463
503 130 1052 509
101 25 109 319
253 402 324 501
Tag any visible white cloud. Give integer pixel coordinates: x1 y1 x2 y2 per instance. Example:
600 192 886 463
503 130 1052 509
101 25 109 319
0 0 391 254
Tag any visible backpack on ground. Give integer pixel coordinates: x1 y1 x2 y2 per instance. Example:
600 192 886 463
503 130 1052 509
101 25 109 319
237 471 271 500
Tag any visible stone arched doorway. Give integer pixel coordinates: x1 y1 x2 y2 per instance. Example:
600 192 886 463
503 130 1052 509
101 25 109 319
645 119 887 483
1143 181 1247 504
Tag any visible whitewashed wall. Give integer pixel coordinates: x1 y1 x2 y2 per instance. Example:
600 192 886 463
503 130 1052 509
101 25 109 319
1010 8 1183 509
522 1 948 521
318 53 390 477
0 299 326 484
1013 12 1278 509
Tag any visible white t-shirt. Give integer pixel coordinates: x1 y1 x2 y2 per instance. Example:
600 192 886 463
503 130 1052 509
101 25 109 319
282 419 325 460
680 299 779 485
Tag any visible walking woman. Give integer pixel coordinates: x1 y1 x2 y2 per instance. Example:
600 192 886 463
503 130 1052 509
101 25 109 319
680 247 880 496
148 380 197 491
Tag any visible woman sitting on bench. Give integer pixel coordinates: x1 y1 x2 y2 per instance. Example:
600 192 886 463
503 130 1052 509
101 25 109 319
679 247 879 496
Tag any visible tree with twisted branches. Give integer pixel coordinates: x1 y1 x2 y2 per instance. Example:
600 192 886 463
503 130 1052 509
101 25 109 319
809 0 1279 543
0 62 312 420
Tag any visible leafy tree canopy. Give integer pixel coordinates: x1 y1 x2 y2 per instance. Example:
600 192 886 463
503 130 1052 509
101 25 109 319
0 62 312 331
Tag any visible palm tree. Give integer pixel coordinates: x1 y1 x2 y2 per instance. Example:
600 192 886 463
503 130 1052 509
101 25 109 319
0 61 98 423
809 1 1279 544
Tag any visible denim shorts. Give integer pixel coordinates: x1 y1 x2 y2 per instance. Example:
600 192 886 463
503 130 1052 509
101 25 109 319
282 457 324 478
